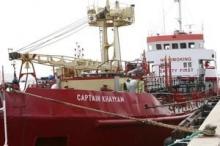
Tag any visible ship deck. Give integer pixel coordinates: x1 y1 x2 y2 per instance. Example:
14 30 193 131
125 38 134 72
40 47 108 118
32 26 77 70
188 100 220 146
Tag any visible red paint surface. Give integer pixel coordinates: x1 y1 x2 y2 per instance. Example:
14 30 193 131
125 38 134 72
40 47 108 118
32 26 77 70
147 34 203 43
0 87 188 146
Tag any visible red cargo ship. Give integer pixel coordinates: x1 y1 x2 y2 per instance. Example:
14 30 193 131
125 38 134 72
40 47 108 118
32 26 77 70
1 87 190 146
0 1 218 146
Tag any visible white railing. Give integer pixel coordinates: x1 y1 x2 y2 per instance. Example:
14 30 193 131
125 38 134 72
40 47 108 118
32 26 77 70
0 91 8 146
0 66 8 146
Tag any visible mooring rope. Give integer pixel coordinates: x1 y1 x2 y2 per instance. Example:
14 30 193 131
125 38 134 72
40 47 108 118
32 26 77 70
13 90 216 136
167 131 202 146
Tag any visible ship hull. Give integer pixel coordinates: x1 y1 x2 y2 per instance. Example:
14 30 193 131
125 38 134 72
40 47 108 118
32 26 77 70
0 117 185 146
0 88 189 146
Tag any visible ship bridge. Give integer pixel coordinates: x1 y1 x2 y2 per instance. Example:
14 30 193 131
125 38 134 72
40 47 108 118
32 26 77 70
147 32 204 51
146 32 217 80
145 0 217 79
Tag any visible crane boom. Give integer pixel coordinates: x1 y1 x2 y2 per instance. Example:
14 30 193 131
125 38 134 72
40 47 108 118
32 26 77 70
9 52 118 73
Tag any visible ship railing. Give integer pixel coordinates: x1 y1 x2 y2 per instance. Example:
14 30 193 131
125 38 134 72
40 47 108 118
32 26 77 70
152 90 210 114
96 59 147 75
0 90 8 146
144 75 181 91
58 58 148 79
0 66 8 146
96 59 122 73
96 59 121 73
144 75 212 92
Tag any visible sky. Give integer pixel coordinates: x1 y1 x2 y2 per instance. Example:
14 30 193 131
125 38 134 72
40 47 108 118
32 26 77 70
0 0 220 81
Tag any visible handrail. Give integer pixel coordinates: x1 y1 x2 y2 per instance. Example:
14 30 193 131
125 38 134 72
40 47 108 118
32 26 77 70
0 66 8 146
96 59 122 74
0 91 8 146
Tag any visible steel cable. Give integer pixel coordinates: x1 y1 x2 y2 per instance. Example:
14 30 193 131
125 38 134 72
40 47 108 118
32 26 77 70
17 17 87 53
27 24 88 53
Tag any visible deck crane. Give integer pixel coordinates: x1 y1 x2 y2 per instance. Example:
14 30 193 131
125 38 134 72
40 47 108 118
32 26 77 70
8 17 89 87
8 52 118 80
8 0 135 88
87 0 135 63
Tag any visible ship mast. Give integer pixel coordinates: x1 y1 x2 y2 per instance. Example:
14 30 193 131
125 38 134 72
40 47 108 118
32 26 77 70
175 0 183 32
87 0 135 64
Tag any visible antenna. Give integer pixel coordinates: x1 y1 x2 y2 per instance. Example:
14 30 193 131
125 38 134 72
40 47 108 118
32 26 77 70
162 0 166 34
174 0 182 31
201 23 204 33
106 0 110 10
1 66 4 85
185 24 194 33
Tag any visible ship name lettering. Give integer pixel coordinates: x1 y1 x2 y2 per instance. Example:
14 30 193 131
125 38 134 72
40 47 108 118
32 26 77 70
76 94 124 103
77 94 101 102
101 96 124 103
160 57 191 62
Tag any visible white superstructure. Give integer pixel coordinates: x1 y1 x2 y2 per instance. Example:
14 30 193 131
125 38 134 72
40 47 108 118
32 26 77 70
146 0 217 80
147 32 217 78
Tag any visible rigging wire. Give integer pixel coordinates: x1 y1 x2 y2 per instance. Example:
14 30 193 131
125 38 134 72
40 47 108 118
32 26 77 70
24 19 87 52
25 21 88 53
17 17 87 52
27 24 88 53
17 17 88 53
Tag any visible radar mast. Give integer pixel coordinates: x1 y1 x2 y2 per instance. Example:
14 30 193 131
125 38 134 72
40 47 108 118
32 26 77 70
175 0 183 32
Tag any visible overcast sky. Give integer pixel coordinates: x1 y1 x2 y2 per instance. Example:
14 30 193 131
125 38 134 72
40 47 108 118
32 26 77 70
0 0 220 80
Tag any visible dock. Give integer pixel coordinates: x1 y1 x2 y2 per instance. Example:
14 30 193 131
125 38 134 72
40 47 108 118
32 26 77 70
188 100 220 146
